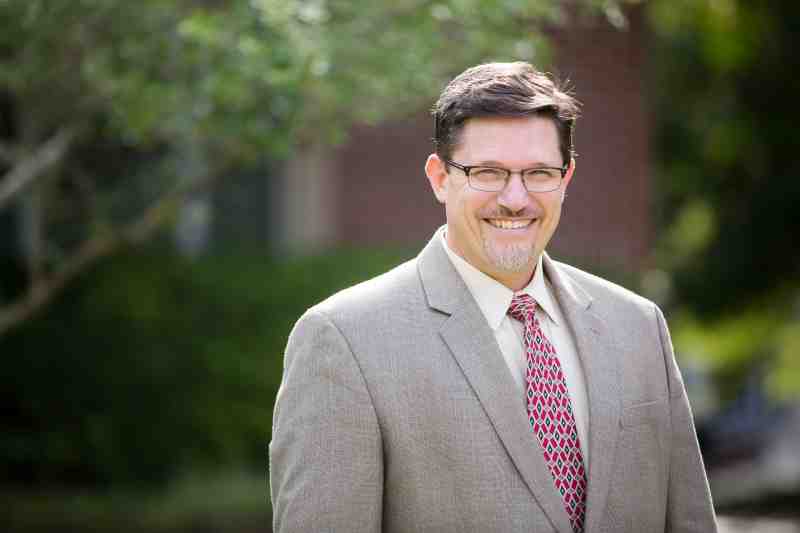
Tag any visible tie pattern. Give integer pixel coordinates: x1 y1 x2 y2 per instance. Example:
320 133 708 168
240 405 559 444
508 293 587 533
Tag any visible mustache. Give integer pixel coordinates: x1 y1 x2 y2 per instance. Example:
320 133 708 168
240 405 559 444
479 206 539 218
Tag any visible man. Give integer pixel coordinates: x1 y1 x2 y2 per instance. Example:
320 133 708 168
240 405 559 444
270 62 717 532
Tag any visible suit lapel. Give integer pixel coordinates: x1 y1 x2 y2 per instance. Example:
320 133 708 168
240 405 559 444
418 234 573 533
543 255 622 532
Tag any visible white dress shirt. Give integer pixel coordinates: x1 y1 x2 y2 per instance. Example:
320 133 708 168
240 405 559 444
440 229 590 464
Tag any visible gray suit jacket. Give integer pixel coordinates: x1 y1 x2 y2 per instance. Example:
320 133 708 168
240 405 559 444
270 232 717 532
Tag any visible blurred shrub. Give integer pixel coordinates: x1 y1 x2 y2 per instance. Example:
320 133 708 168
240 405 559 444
1 244 413 488
670 286 800 402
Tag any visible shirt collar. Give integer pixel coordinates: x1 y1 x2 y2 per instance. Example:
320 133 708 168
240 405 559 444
439 228 560 330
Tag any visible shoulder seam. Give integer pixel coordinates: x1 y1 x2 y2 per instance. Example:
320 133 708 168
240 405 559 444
651 303 680 400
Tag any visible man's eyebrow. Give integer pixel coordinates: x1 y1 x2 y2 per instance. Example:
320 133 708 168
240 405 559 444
474 160 560 168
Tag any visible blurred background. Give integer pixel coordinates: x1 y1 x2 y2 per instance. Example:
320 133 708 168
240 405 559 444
2 0 799 531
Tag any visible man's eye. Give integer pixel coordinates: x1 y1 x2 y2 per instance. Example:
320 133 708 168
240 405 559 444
524 169 557 180
472 168 506 180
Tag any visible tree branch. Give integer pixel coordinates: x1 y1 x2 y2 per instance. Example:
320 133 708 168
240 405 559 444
0 126 80 212
0 141 18 165
0 167 223 337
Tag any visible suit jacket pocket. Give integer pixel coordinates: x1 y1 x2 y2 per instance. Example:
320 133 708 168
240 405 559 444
620 399 667 428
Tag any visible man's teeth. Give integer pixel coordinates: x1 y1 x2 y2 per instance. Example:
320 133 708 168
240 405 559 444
487 219 532 229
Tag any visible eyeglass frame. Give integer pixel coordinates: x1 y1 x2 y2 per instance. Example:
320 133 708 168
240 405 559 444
441 157 569 193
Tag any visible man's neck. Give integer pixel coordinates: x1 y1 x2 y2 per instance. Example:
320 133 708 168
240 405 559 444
495 269 536 292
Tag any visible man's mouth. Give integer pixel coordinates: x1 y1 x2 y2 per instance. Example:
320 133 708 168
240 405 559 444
485 218 535 230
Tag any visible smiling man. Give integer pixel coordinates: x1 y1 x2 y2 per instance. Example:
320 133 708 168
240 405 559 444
270 62 717 533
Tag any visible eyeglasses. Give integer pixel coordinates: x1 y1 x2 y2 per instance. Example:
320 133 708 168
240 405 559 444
442 158 568 193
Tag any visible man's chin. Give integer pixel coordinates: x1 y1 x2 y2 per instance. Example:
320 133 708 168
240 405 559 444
484 244 537 273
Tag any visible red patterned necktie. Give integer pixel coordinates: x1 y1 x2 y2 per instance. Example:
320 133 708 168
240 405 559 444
508 293 587 533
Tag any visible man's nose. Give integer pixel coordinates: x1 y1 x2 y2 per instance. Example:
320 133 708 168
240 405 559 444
496 173 530 213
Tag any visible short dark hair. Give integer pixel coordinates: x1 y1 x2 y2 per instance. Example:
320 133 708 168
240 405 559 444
432 62 580 165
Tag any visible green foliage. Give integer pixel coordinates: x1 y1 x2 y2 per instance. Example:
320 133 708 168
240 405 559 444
771 321 800 400
0 0 602 165
648 0 800 318
253 0 560 140
0 0 303 160
670 288 800 402
657 199 716 269
1 244 414 488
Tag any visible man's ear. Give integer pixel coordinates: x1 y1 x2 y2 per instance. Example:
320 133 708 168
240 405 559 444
561 157 576 199
425 154 448 204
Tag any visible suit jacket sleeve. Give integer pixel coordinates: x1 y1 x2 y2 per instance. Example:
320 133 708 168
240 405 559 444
269 309 383 533
655 305 718 533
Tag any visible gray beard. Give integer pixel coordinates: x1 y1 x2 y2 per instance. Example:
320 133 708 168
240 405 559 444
482 238 536 272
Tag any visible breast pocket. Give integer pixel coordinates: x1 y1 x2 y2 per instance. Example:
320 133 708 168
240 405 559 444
620 399 667 428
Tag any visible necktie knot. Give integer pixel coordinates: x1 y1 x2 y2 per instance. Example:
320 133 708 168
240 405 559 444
508 293 537 323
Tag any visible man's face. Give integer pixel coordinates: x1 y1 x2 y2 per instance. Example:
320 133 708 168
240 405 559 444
425 116 574 290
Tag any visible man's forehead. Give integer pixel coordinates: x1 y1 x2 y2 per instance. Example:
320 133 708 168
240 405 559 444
454 116 562 162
